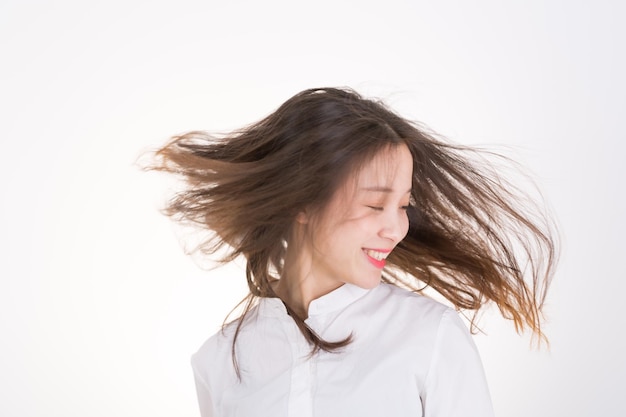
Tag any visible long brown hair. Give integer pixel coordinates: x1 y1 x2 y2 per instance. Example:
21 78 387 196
149 87 558 367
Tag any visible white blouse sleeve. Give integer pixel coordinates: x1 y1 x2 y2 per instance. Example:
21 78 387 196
421 309 495 417
191 358 216 417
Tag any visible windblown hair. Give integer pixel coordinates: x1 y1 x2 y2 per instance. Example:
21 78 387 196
150 87 558 366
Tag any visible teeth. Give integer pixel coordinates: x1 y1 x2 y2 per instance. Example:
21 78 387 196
365 250 389 261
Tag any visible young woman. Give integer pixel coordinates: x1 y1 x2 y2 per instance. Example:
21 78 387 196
151 87 558 417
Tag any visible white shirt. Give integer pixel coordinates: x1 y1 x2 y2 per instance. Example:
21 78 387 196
191 283 495 417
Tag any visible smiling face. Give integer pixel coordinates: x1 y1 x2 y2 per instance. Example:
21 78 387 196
294 143 413 297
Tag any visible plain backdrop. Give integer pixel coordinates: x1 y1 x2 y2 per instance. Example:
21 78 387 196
1 1 624 416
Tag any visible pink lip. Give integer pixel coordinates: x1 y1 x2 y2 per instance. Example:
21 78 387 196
363 248 391 269
363 248 392 253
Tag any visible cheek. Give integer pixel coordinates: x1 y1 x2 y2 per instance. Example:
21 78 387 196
401 215 410 239
314 219 356 252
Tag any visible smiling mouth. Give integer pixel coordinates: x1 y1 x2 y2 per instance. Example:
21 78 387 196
363 249 390 269
364 249 389 261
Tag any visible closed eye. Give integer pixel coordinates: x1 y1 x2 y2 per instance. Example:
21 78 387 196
367 205 410 211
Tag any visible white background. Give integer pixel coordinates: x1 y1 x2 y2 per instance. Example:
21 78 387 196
1 1 624 416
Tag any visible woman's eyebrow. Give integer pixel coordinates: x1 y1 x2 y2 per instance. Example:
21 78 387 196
360 186 412 194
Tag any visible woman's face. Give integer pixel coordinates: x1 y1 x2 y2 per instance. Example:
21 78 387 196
300 143 413 294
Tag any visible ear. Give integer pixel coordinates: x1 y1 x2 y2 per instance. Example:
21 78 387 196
295 209 309 224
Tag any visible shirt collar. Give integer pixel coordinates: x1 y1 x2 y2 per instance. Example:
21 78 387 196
258 283 373 318
307 283 371 317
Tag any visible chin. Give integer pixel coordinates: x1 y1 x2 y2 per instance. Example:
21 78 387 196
354 276 382 290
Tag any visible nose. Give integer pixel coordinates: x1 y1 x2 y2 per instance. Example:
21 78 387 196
379 209 409 243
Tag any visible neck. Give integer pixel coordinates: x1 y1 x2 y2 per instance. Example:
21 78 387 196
273 228 341 319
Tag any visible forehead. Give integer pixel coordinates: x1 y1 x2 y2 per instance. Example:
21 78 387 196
353 144 413 188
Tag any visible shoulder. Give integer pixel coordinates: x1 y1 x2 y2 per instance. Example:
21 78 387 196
348 283 464 349
190 299 288 384
366 284 478 358
190 323 236 390
191 324 234 370
369 283 451 322
191 304 264 386
373 284 485 383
